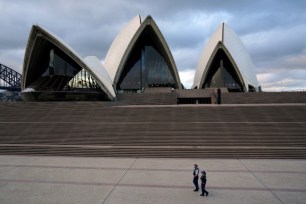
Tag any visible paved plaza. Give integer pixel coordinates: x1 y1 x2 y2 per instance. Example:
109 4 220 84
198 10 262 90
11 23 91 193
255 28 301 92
0 155 306 204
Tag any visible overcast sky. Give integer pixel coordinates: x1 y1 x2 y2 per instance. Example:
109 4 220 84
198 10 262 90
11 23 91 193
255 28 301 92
0 0 306 91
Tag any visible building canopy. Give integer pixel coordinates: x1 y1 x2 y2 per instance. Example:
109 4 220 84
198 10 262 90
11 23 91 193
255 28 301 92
193 23 261 92
21 25 115 101
104 15 182 93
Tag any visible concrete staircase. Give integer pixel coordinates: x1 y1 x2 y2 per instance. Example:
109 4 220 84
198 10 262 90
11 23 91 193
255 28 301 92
0 102 306 158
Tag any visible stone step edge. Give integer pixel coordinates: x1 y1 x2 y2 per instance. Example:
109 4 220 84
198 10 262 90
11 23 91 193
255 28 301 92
1 144 306 150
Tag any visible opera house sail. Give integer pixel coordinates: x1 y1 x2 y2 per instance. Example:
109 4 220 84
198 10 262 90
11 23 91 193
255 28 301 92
104 15 181 93
193 23 261 92
21 25 115 101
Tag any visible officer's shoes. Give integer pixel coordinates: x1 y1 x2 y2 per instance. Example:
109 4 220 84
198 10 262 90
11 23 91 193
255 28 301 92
200 194 204 196
193 189 199 192
206 192 209 196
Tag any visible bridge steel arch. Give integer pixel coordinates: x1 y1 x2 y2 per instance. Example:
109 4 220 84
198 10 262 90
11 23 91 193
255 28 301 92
0 63 22 91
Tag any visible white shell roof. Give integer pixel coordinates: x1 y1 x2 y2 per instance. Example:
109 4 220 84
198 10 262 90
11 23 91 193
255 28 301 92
83 56 115 98
193 23 260 91
104 15 141 82
103 15 181 88
193 25 223 89
22 25 116 100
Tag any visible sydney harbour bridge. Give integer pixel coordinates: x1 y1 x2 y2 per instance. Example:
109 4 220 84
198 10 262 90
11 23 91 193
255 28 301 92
0 63 21 91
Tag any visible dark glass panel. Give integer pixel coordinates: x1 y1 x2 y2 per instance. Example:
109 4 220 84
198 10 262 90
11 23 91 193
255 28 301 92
117 26 177 93
143 46 175 87
203 49 244 92
117 49 142 91
27 49 102 93
42 49 78 78
117 46 176 92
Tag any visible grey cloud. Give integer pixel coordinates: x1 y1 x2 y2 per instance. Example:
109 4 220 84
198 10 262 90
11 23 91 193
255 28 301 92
0 49 24 73
157 11 230 49
259 69 306 91
243 24 306 63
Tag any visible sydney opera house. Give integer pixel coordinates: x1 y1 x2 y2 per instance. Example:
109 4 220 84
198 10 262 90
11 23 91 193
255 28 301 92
20 15 260 102
2 15 306 160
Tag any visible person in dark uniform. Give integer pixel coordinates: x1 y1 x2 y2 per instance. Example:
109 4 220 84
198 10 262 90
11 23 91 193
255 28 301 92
200 171 209 196
193 164 199 191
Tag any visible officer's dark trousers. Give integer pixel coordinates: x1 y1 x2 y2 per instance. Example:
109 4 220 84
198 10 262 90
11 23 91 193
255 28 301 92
193 176 199 189
201 182 208 195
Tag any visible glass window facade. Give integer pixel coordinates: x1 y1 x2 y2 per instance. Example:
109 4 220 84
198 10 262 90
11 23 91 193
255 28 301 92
28 49 103 92
64 69 102 91
42 49 78 78
203 49 244 92
117 27 177 93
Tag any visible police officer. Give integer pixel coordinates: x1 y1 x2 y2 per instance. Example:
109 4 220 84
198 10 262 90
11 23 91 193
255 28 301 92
200 171 209 196
193 164 199 191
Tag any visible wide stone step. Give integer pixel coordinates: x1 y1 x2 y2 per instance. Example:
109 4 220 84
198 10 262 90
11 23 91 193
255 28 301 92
0 144 306 158
1 102 306 158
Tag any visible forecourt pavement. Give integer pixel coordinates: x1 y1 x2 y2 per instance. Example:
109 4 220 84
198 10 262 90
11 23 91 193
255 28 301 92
0 155 306 204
